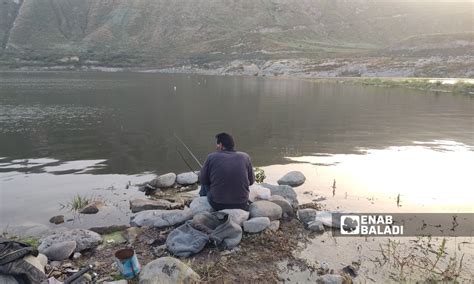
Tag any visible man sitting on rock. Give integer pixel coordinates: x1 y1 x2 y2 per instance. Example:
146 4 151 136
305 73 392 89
199 132 255 211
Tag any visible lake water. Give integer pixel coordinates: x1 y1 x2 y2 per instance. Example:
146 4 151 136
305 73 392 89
0 71 473 233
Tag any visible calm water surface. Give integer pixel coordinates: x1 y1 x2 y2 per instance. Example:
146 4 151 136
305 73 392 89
0 72 473 232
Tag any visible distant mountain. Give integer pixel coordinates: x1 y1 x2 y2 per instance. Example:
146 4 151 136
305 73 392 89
1 0 473 67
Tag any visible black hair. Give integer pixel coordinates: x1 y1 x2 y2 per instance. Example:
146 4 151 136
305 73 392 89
215 132 235 151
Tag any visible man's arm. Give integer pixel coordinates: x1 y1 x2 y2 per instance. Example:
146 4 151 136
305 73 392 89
199 155 211 186
247 156 255 185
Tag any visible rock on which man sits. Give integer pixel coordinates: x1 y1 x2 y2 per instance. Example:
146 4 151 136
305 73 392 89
189 197 214 215
131 208 193 228
40 241 76 261
139 256 200 284
261 183 298 208
297 208 317 225
243 217 270 233
219 209 249 226
130 198 181 213
249 200 282 221
38 229 102 252
176 172 199 186
269 195 294 218
277 171 306 187
79 204 99 214
150 173 176 188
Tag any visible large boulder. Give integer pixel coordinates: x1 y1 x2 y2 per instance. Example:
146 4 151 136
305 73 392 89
248 184 271 202
269 195 294 218
176 172 199 186
38 229 102 252
249 200 282 221
40 241 76 261
189 197 214 215
243 217 271 233
261 183 298 208
130 198 181 213
131 208 193 228
139 257 200 284
150 173 176 188
277 171 306 187
219 209 249 226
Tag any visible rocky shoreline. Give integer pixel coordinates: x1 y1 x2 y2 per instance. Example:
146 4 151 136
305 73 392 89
2 170 356 284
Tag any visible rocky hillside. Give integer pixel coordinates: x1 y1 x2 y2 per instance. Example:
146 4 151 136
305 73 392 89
1 0 473 67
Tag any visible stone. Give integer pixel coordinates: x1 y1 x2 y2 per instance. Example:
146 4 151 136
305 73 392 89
249 200 282 221
277 171 306 187
268 220 280 231
130 198 181 213
73 252 82 259
139 257 200 284
104 281 128 284
261 183 298 208
320 261 330 272
219 209 249 226
297 208 317 225
150 173 176 188
248 184 271 202
307 221 325 233
89 225 129 235
189 197 214 215
269 195 294 218
316 274 343 284
79 204 99 214
176 172 198 185
243 217 270 233
40 241 77 261
38 229 103 252
131 208 193 228
49 215 64 224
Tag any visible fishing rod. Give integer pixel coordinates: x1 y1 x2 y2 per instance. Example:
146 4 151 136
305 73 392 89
176 146 198 173
174 133 203 169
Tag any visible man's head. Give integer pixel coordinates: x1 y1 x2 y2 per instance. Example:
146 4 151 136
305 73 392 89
215 132 235 151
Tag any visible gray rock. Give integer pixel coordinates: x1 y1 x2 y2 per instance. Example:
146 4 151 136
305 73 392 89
49 215 64 224
261 183 298 208
79 204 99 214
189 197 214 215
139 257 200 284
277 171 306 187
249 200 282 221
269 195 294 218
176 172 198 185
269 220 280 231
297 208 317 225
40 241 77 261
307 221 325 233
316 274 343 284
150 173 176 188
131 208 193 228
39 229 102 252
219 209 249 226
243 217 270 233
89 225 129 235
73 252 82 259
130 198 181 213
